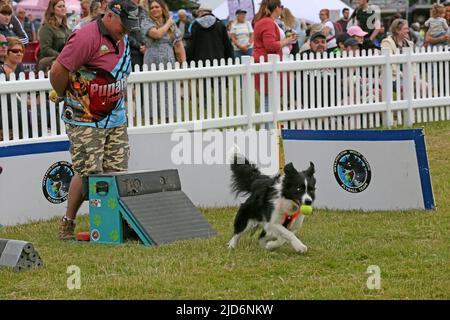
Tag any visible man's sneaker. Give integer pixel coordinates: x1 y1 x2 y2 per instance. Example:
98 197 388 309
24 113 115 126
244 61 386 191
59 218 75 241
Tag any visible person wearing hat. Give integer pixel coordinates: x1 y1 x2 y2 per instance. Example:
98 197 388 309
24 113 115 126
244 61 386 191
186 4 233 64
230 8 254 60
301 32 328 57
50 0 140 241
347 25 367 44
299 23 323 53
344 37 360 53
349 0 381 49
332 32 350 55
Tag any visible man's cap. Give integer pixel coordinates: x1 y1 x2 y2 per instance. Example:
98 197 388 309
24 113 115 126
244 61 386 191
310 32 327 42
347 25 368 37
344 37 360 47
336 33 350 45
108 0 139 31
235 9 247 15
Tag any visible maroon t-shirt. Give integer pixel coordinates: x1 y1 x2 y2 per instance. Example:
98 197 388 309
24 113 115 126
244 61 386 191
57 18 131 128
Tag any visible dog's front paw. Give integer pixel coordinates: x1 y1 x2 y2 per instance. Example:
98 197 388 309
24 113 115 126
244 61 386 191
292 241 308 253
228 236 238 249
265 240 279 251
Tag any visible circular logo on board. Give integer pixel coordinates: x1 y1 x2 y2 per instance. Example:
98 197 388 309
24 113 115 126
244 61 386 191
42 161 74 204
333 150 371 193
91 229 100 242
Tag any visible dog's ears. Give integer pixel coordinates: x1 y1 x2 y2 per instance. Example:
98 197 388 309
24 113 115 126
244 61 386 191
284 162 295 173
305 162 315 176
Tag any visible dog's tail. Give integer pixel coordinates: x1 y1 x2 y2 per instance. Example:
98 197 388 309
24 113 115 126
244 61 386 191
230 153 263 197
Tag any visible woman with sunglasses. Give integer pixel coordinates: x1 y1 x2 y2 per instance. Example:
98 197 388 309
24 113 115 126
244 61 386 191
2 36 24 80
37 0 70 74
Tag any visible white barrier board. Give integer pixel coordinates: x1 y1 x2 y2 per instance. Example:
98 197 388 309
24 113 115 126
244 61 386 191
0 129 434 226
282 129 435 211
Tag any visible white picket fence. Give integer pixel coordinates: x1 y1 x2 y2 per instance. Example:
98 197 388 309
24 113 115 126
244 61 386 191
1 46 450 145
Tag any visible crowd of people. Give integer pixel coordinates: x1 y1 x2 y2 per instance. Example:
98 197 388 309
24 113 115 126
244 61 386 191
0 0 449 79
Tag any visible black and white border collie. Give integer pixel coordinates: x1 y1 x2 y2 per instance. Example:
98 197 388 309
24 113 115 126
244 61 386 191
228 154 316 253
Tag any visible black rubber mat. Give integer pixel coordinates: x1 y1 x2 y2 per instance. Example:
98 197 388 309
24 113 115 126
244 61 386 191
120 190 216 245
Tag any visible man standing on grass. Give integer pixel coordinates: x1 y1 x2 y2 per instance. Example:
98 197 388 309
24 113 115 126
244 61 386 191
50 0 139 240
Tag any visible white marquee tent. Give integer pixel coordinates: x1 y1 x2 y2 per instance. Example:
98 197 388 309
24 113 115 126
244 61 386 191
16 0 81 19
211 0 351 23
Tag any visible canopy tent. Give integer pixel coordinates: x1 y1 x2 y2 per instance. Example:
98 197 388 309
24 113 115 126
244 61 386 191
16 0 81 20
212 0 352 23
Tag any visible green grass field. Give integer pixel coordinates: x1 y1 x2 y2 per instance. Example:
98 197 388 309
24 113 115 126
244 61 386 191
0 121 449 300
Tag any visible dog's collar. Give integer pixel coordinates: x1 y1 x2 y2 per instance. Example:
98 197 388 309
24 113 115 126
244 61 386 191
282 210 302 228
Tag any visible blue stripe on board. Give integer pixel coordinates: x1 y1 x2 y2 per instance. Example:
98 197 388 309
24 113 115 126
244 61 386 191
282 129 423 141
0 141 70 158
413 130 435 209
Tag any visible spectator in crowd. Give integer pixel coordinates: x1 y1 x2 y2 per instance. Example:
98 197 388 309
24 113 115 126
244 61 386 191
296 19 307 51
344 37 360 54
0 33 6 67
127 0 147 68
230 8 254 60
15 6 36 42
176 9 193 48
253 0 296 62
301 32 327 56
49 0 138 240
351 0 381 49
0 3 14 38
80 0 91 20
409 22 423 47
0 36 27 136
2 36 24 79
280 7 300 55
319 9 337 49
187 5 233 64
333 32 350 54
253 0 296 115
142 0 185 68
37 0 70 74
424 3 449 48
0 0 28 45
300 23 323 53
335 7 350 35
141 0 185 121
28 14 41 40
372 21 386 48
381 19 413 94
98 0 110 15
73 0 96 30
347 25 373 50
381 19 413 54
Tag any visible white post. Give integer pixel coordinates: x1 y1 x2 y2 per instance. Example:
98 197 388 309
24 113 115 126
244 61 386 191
241 55 254 129
381 48 393 128
268 54 280 130
403 47 414 127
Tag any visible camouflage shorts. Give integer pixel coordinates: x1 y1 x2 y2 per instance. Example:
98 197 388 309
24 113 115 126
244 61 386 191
65 124 130 177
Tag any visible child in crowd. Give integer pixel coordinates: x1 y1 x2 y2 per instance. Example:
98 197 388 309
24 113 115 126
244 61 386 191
424 3 449 47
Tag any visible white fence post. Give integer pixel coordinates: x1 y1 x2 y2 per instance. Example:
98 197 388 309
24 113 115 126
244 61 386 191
381 48 393 128
403 47 414 127
241 55 254 129
268 54 280 129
